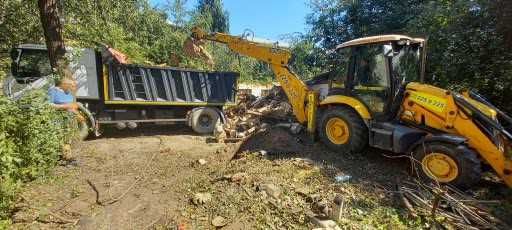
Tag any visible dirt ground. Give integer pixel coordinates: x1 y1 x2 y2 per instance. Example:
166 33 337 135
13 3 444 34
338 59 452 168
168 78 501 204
9 125 512 229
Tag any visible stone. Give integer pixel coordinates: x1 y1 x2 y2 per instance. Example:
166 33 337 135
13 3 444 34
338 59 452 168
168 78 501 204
12 211 38 223
211 216 228 227
259 184 281 200
309 216 342 230
198 159 208 165
192 193 212 205
230 172 248 183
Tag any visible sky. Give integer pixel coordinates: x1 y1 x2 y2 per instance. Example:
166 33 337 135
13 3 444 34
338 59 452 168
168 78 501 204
150 0 311 40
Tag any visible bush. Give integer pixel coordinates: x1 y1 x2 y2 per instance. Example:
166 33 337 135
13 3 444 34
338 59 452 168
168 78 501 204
0 90 75 220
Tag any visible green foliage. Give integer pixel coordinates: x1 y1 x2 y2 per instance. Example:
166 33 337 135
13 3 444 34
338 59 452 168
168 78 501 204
0 91 74 219
284 34 327 80
196 0 229 33
0 0 44 81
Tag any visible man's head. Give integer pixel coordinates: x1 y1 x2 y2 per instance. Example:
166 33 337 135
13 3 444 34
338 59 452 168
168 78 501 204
57 78 76 92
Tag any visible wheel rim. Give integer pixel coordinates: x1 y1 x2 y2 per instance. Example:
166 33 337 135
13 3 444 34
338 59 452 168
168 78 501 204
199 114 211 128
325 117 350 145
421 153 459 182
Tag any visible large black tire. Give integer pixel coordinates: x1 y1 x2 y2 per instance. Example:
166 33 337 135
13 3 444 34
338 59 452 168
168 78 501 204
413 142 482 188
191 107 220 134
318 106 368 153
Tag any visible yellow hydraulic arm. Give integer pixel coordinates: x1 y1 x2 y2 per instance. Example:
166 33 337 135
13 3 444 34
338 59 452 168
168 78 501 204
190 28 313 124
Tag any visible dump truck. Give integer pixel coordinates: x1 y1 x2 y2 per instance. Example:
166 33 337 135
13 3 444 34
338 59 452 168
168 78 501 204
3 44 239 138
187 28 512 188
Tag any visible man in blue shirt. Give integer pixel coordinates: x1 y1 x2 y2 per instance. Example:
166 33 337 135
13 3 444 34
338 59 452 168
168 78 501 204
48 78 78 112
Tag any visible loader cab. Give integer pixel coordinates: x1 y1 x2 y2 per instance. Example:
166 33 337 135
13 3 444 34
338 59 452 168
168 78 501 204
330 35 425 120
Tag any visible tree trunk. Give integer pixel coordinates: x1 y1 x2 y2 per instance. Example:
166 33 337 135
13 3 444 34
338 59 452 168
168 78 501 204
38 0 66 75
496 0 512 49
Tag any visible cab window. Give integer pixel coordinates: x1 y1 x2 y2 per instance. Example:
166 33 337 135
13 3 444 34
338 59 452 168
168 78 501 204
16 49 52 79
351 45 391 113
329 48 350 90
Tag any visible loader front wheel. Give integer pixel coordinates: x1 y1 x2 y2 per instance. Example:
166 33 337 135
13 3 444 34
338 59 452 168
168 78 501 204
318 107 368 153
413 143 482 188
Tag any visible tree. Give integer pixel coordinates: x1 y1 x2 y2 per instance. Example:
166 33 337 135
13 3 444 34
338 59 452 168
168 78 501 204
166 0 188 27
495 0 512 49
197 0 229 33
37 0 67 74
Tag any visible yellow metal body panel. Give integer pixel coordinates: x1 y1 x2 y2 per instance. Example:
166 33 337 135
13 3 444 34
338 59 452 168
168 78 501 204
401 83 512 187
307 91 319 135
461 92 498 119
320 95 372 120
103 65 109 101
104 100 235 106
409 91 447 113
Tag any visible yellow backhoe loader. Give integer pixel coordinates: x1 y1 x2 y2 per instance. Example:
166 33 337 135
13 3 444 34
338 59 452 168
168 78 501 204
187 28 512 188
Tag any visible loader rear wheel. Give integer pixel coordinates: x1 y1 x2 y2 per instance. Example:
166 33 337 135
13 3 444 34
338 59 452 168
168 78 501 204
413 143 482 188
318 107 368 153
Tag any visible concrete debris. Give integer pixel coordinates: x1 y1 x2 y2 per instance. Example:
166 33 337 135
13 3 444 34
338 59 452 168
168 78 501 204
197 159 208 165
215 86 300 142
211 216 228 227
312 198 332 217
191 193 212 205
12 210 38 223
213 120 227 143
258 183 282 200
309 216 342 230
230 172 248 183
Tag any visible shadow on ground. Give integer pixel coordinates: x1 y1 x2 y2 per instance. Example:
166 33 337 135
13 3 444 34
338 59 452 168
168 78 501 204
93 124 198 139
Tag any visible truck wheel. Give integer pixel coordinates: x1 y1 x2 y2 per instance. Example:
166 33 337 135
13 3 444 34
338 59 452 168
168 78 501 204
191 107 220 134
413 142 482 188
318 106 368 153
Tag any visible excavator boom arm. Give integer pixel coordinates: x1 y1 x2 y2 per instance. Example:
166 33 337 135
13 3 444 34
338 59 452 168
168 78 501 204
191 28 311 123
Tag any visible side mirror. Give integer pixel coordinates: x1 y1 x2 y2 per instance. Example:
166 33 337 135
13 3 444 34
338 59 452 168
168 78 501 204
10 49 19 78
10 62 18 78
10 49 19 60
383 44 394 57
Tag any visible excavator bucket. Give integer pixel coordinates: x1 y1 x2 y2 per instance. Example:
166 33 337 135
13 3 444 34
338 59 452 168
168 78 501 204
183 37 215 68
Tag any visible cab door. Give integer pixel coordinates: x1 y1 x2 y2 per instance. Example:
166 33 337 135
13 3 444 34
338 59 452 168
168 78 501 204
348 44 393 120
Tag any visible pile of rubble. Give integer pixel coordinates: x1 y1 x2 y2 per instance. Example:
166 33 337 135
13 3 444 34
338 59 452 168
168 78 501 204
214 86 302 142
